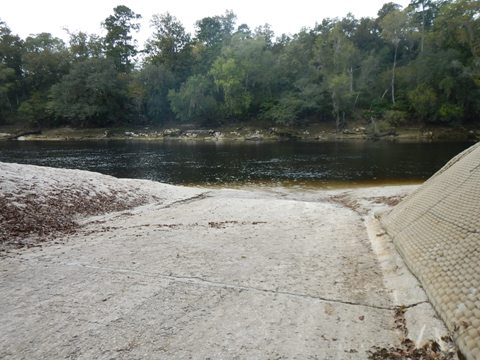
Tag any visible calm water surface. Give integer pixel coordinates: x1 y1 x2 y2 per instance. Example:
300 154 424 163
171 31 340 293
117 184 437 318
0 140 474 187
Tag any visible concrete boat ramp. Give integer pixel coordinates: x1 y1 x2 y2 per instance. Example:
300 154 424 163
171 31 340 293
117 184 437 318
0 163 455 359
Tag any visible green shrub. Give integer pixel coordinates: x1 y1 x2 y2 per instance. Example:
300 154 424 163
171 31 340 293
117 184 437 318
366 119 394 136
383 110 407 127
438 103 464 123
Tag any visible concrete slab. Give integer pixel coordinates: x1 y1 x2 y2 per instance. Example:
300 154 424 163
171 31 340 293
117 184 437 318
0 163 455 359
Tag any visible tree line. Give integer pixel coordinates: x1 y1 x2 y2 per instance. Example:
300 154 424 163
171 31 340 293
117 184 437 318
0 0 479 129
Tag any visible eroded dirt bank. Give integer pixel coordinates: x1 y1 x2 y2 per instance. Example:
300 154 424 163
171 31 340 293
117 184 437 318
0 163 456 359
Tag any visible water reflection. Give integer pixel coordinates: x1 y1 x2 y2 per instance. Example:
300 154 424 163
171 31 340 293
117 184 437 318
0 140 473 187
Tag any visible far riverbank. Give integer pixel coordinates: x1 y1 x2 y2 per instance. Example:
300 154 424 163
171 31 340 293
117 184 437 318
1 123 479 142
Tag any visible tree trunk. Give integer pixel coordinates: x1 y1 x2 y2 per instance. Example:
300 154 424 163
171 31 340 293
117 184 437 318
6 96 13 112
332 91 340 133
349 66 354 93
420 3 425 53
372 117 378 135
353 93 360 112
391 44 398 105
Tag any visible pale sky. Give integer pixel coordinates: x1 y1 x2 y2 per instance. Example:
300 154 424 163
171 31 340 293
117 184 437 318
1 0 410 44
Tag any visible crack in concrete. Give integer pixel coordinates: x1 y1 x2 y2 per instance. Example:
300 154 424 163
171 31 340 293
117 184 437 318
402 301 429 309
62 261 399 311
78 192 210 227
158 192 211 209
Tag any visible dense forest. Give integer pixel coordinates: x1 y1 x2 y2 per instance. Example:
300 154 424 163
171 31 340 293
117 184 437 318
0 0 479 130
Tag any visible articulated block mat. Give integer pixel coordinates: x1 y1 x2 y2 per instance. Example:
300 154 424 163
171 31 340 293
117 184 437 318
381 142 480 359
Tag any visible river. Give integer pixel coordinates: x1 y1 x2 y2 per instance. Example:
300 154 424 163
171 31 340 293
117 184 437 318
0 140 474 187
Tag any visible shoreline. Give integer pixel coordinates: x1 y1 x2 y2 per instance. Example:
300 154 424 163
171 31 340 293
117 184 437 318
185 178 424 191
1 124 479 143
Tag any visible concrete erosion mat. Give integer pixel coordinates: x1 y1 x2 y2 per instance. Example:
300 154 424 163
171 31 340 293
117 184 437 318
381 141 480 360
0 161 459 359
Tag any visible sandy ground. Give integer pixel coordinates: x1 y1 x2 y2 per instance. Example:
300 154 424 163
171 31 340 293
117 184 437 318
0 163 454 359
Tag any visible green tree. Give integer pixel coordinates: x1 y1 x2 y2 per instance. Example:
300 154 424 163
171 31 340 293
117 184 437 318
316 22 359 130
408 0 438 53
22 33 70 89
254 24 275 47
195 11 236 47
380 8 408 105
137 63 176 124
145 13 192 79
0 64 15 122
235 24 252 39
408 83 438 120
329 74 354 131
429 0 480 121
193 11 237 73
102 5 141 72
168 74 220 124
1 2 480 129
0 20 23 120
208 34 276 120
434 0 480 59
377 2 403 22
49 58 129 126
19 33 70 125
210 57 251 118
0 20 23 76
66 30 104 61
352 17 383 53
263 29 324 124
